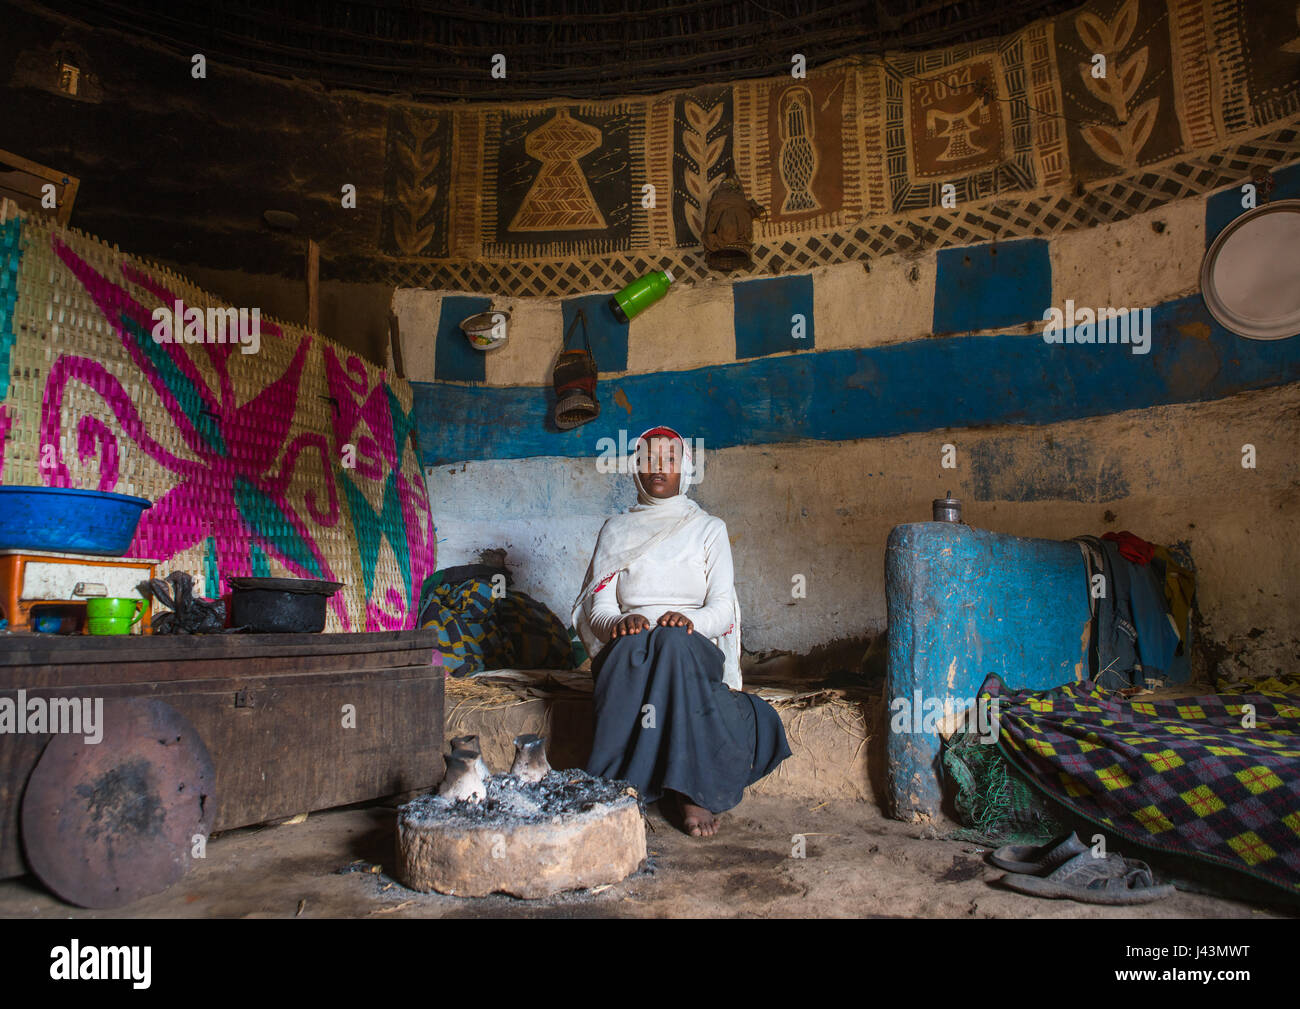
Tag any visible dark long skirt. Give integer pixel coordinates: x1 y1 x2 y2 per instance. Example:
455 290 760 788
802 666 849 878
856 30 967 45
585 625 792 813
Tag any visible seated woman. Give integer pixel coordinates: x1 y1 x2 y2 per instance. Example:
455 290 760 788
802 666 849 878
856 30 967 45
572 425 791 837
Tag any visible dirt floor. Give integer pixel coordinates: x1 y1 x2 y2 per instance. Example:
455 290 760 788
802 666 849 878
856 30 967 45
0 793 1293 919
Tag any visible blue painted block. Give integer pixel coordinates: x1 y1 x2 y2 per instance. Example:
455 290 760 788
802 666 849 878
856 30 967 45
563 294 628 372
733 275 815 359
435 295 492 382
1205 160 1300 247
884 522 1090 822
933 238 1051 334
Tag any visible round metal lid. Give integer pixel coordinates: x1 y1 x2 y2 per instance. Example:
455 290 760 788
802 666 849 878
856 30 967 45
21 698 215 908
1200 199 1300 340
227 576 343 595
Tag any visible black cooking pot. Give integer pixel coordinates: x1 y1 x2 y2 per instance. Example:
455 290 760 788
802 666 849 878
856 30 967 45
227 577 344 633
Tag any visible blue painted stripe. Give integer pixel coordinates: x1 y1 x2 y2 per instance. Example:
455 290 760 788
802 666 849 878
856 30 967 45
413 292 1300 464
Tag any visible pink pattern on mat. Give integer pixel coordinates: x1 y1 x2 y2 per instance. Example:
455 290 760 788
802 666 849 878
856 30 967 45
45 236 351 628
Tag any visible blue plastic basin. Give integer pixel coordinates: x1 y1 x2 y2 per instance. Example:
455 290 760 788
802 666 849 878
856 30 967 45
0 487 152 556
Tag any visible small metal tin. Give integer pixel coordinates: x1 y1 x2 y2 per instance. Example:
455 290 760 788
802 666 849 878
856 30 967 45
932 491 962 523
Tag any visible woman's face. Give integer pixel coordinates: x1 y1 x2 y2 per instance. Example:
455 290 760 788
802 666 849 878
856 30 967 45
638 437 682 498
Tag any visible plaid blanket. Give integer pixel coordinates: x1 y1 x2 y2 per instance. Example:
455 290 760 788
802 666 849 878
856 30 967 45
980 673 1300 894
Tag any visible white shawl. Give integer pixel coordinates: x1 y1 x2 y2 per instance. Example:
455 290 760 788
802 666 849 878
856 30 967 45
571 427 743 689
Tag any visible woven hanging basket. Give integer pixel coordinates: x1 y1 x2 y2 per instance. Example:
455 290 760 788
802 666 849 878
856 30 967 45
553 310 599 430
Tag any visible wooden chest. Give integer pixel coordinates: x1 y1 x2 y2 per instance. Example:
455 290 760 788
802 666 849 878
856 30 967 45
0 630 443 879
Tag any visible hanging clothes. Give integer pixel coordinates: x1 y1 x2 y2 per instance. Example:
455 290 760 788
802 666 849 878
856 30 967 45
1075 535 1138 689
1074 535 1186 687
1151 544 1196 654
1101 530 1156 566
1127 557 1183 682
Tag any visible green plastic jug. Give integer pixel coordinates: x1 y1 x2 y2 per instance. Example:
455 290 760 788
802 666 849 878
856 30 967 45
609 269 674 323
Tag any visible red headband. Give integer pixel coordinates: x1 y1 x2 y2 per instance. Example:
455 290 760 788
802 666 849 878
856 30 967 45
639 426 683 442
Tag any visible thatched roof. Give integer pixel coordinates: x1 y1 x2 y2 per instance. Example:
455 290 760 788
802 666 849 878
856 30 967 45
49 0 1085 101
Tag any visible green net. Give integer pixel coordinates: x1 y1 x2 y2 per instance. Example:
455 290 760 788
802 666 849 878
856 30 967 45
941 728 1065 846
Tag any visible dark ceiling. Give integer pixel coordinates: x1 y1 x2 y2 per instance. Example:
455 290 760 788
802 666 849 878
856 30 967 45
43 0 1086 102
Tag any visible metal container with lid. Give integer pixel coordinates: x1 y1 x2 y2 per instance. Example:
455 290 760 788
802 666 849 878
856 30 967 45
932 491 962 523
227 577 344 633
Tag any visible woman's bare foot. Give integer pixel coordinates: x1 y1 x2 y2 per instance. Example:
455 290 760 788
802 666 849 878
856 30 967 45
675 791 719 837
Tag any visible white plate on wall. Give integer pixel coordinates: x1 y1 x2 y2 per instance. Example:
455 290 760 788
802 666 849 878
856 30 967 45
1200 199 1300 340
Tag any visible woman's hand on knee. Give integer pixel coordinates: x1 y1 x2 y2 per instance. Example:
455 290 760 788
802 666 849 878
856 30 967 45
657 611 694 633
613 614 651 636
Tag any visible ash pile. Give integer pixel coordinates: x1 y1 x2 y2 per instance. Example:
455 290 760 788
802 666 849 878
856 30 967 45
395 734 648 899
402 767 641 830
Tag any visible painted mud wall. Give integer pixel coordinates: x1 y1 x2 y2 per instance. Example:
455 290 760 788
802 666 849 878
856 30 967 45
0 209 435 632
396 0 1300 680
408 208 1300 679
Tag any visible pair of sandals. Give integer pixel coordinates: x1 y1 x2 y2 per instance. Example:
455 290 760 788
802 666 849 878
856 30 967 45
991 831 1175 905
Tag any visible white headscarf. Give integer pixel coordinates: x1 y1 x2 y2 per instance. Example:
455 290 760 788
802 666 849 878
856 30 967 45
571 426 742 688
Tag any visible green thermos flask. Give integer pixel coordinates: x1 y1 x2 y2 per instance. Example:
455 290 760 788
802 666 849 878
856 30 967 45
609 268 674 323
